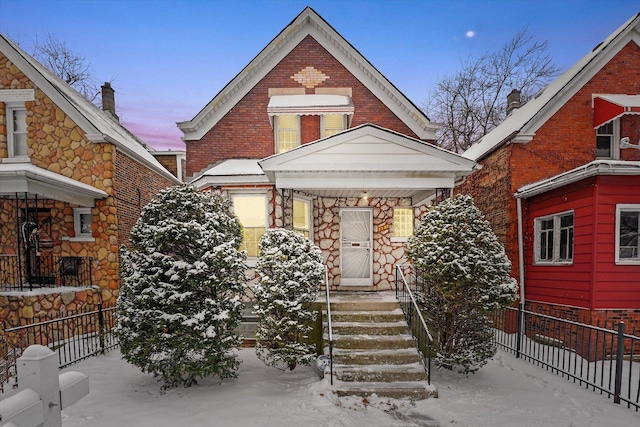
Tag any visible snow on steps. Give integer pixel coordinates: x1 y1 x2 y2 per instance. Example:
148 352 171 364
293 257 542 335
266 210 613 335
322 292 437 400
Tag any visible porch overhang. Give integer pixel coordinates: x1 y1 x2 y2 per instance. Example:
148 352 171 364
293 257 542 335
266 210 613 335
0 163 108 207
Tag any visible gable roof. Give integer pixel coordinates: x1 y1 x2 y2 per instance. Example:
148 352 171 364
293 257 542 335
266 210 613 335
177 7 438 141
463 13 640 162
0 33 181 185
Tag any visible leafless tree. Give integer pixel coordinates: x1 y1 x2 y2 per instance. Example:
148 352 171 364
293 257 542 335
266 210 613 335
423 27 561 153
32 34 101 103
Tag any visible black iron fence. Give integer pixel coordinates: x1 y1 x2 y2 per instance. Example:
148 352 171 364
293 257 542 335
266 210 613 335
0 254 93 291
0 304 117 392
492 304 640 411
395 264 433 385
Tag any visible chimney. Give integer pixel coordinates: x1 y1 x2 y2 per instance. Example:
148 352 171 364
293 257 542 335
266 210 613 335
101 82 119 122
506 89 521 115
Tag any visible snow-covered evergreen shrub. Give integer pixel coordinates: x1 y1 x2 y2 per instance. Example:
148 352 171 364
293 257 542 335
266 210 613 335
115 185 246 389
254 228 324 370
406 194 518 374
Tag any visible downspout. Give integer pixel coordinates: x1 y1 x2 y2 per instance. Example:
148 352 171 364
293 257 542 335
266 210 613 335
516 197 525 304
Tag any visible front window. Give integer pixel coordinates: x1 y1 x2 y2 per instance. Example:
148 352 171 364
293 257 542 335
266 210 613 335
232 194 267 258
616 205 640 264
275 115 299 153
393 208 414 240
293 197 312 239
534 211 574 264
596 120 618 159
7 105 28 158
322 114 346 138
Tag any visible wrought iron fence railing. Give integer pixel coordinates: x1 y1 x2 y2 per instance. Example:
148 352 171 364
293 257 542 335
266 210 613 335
492 304 640 411
395 264 433 385
0 254 94 292
1 304 117 392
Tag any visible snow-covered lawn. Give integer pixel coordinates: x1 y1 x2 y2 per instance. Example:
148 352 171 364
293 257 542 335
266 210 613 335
60 348 640 426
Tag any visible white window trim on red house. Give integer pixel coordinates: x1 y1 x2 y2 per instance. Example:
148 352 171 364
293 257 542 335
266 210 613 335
533 210 574 265
616 204 640 265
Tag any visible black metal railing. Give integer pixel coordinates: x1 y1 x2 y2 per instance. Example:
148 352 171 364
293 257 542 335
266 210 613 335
395 264 433 385
0 304 117 392
493 304 640 411
0 254 93 291
324 266 334 385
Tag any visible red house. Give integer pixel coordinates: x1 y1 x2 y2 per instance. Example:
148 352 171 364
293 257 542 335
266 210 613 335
460 13 640 328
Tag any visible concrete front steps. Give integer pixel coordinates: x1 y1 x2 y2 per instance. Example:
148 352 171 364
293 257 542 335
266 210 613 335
323 292 437 400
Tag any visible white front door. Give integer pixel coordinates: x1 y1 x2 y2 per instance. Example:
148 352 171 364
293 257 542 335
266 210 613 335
340 208 373 286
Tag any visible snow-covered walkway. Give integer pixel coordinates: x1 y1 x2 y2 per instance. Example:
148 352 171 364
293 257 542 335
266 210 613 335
58 347 640 426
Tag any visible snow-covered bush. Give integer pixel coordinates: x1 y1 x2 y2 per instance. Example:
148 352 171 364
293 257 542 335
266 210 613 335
406 194 518 374
115 185 246 389
254 228 324 370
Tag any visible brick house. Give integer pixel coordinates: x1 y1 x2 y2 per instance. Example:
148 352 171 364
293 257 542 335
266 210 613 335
459 13 640 327
179 7 478 292
0 33 182 324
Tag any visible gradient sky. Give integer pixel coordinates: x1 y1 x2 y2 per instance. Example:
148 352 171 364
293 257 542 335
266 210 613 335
1 0 638 151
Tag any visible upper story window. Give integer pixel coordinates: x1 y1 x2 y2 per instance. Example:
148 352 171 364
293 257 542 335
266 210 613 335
231 193 267 258
392 207 414 242
7 104 28 158
596 120 619 159
534 211 574 264
275 115 300 154
293 197 312 239
322 114 346 138
616 205 640 264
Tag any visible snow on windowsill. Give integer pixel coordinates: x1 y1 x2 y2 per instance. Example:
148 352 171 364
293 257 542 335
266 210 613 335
0 286 95 297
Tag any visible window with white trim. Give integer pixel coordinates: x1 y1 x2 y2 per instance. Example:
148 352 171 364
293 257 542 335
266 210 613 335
275 115 299 153
293 197 312 239
231 193 267 258
596 120 619 159
616 205 640 263
7 104 28 158
73 208 93 238
534 211 574 264
322 114 346 138
393 207 414 240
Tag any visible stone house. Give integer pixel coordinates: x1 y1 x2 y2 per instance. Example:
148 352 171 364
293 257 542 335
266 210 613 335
459 13 640 327
0 33 182 324
180 7 478 293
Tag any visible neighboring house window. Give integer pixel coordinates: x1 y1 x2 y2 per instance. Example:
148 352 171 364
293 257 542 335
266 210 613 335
322 114 346 137
616 205 640 264
596 120 619 159
392 207 414 241
275 115 299 153
7 105 28 158
73 208 93 238
293 197 312 239
534 211 574 264
232 193 267 258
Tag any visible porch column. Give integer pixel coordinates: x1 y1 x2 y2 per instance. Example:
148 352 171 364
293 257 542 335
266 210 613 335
281 189 293 230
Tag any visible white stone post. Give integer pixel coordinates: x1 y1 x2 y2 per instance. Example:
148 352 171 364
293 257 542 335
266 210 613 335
16 345 62 427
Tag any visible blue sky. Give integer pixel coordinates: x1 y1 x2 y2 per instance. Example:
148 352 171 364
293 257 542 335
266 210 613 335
1 0 638 150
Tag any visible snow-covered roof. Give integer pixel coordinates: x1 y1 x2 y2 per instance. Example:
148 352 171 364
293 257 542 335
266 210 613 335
463 13 640 161
0 33 181 185
190 159 269 189
515 160 640 199
177 7 438 141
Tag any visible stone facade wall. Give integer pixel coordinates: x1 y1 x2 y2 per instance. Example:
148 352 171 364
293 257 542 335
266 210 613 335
186 36 423 178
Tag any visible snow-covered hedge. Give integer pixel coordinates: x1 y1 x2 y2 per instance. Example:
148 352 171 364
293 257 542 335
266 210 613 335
406 194 518 373
254 228 324 370
115 185 247 388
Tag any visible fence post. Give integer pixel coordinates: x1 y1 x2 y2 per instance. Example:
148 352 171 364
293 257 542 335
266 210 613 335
98 303 106 353
516 302 523 359
16 345 62 427
613 321 625 404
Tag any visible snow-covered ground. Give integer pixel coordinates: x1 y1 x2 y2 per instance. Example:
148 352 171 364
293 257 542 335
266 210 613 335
60 348 640 426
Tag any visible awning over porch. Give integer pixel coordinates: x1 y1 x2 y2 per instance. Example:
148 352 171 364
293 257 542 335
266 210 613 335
0 162 108 207
593 94 640 128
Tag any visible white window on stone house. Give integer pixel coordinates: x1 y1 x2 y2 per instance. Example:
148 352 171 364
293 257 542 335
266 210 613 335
231 193 267 258
293 196 312 239
7 103 28 159
73 208 93 240
321 114 346 138
534 211 574 264
275 115 300 153
596 119 619 159
616 204 640 264
391 207 414 242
